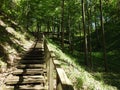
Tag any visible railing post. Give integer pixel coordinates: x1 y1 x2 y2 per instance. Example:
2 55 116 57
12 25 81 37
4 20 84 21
49 51 56 90
49 57 54 90
56 68 74 90
44 36 54 90
43 35 74 90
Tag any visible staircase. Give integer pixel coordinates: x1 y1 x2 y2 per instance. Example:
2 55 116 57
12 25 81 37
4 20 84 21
5 40 48 90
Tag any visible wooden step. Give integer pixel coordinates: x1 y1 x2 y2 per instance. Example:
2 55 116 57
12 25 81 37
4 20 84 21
35 43 44 49
24 54 45 57
17 64 46 69
22 53 45 57
28 51 44 53
30 48 44 50
27 50 44 54
20 60 45 64
6 76 46 85
13 69 47 75
22 57 44 60
25 53 44 57
5 39 48 90
6 84 48 90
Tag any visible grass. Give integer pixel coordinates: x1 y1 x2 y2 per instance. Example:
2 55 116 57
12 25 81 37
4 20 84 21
47 39 118 90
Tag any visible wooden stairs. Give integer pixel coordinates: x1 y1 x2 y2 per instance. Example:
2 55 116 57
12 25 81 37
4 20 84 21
5 41 48 90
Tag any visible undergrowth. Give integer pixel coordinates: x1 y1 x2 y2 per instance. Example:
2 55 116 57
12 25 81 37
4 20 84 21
47 39 118 90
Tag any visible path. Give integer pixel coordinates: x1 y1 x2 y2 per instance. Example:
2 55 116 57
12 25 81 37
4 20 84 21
5 40 48 90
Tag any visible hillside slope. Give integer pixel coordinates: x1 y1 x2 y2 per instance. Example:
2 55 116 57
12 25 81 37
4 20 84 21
47 40 118 90
0 16 34 89
0 17 34 71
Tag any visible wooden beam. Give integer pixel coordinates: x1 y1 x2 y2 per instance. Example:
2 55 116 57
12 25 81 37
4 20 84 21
54 60 61 67
56 68 74 90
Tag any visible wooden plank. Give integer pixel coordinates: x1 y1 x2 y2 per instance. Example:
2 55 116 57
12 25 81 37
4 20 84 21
49 58 54 90
50 52 56 58
56 68 74 90
56 68 71 84
5 85 48 90
17 64 45 69
22 57 44 60
35 43 44 49
6 76 45 85
20 60 45 64
13 69 47 75
26 51 44 55
27 51 44 53
29 48 44 50
24 53 44 57
53 60 61 68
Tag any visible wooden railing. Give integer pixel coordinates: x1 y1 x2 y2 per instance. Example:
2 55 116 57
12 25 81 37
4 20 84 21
43 35 74 90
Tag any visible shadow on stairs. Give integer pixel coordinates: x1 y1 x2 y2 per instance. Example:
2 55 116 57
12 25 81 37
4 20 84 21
5 40 48 90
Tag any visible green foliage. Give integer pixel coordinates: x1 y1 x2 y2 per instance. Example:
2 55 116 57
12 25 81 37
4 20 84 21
0 0 120 89
76 77 84 89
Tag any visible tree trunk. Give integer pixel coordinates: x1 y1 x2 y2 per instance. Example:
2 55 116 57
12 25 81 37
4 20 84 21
57 25 60 39
94 8 100 49
82 0 88 66
36 21 40 39
87 3 92 70
47 20 50 33
68 14 72 53
61 0 65 50
99 0 108 71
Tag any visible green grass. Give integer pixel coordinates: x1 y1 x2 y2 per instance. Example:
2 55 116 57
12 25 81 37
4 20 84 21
47 39 118 90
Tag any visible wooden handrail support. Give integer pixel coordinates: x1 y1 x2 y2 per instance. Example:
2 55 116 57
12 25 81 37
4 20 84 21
43 35 74 90
56 68 74 90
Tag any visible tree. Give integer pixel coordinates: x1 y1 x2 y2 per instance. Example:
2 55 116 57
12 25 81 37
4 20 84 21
99 0 108 71
81 0 89 66
61 0 65 50
86 0 93 69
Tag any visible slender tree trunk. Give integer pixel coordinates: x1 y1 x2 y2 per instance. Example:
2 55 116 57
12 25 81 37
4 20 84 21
78 23 82 52
61 0 65 50
82 0 88 66
52 17 55 38
68 14 72 52
36 21 40 39
26 14 29 31
26 0 29 32
57 25 60 38
94 9 100 49
47 20 50 33
94 17 99 43
39 24 41 32
87 4 92 70
99 0 108 71
57 19 61 39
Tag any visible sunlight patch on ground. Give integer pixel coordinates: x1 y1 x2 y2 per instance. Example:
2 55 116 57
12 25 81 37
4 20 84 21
47 42 118 90
6 26 33 51
0 23 34 69
0 20 6 27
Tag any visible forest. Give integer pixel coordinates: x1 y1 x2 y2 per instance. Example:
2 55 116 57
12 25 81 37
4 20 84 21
0 0 120 90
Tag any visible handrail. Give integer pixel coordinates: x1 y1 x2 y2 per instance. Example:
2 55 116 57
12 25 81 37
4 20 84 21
43 34 74 90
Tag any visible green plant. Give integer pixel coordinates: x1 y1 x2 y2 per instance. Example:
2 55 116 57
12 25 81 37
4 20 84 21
76 77 84 89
